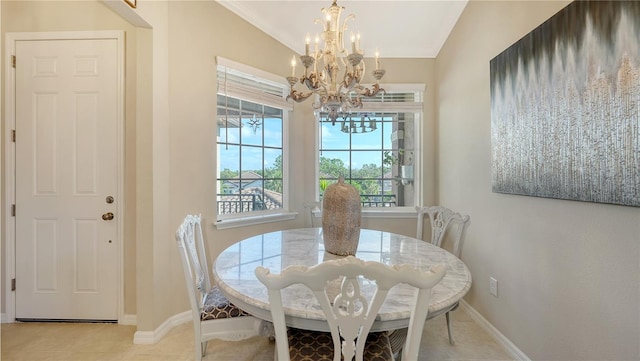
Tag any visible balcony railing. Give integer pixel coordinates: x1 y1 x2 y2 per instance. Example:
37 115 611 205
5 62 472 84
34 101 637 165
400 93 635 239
217 194 266 215
359 194 397 207
218 193 397 215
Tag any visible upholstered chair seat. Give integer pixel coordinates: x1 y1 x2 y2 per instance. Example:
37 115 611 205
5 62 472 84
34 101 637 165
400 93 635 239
287 328 393 361
201 285 250 321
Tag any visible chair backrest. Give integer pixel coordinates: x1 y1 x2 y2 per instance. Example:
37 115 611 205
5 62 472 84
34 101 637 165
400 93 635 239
176 214 212 318
255 256 446 361
416 206 470 257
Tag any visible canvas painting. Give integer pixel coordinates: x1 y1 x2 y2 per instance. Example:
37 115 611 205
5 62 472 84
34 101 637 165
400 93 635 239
490 1 639 207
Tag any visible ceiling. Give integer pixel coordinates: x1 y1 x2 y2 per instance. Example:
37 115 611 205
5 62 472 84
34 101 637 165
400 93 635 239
216 1 468 59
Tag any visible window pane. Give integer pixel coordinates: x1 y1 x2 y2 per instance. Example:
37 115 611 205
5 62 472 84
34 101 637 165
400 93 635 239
321 122 350 150
241 145 263 174
264 114 282 148
217 103 240 144
264 148 282 172
218 144 240 176
241 112 263 146
265 180 283 202
351 151 382 172
351 131 382 151
319 151 350 179
317 101 420 208
381 119 395 150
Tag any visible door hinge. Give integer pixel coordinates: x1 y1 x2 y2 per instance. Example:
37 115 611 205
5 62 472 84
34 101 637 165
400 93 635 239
11 204 16 217
12 129 16 142
11 278 16 291
12 55 16 68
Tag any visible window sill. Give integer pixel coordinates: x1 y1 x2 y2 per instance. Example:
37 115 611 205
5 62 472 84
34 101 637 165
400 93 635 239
311 207 417 219
215 211 298 230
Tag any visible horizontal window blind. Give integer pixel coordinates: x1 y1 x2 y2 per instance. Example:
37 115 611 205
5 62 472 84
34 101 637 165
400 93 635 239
216 57 292 111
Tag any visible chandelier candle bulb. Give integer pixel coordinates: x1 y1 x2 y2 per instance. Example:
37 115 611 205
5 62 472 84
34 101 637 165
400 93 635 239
291 56 296 76
351 33 356 53
375 49 380 70
305 33 311 55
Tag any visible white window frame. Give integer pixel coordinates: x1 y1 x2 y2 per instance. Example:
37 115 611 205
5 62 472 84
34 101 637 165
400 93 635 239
314 84 425 218
215 57 295 229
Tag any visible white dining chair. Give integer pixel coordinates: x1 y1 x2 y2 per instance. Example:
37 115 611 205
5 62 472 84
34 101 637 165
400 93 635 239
176 214 257 361
255 255 446 361
415 205 470 345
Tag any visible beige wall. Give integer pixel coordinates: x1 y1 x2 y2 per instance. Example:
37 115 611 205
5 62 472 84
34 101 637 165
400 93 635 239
1 0 138 316
436 1 640 359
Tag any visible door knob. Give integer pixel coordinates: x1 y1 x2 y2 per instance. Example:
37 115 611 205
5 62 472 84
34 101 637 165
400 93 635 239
102 212 114 221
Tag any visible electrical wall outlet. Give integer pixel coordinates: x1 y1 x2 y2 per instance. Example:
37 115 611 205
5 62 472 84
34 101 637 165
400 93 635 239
489 277 498 297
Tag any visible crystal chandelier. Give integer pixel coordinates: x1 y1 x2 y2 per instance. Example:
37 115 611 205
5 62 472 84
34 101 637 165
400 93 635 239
286 0 385 125
324 112 377 134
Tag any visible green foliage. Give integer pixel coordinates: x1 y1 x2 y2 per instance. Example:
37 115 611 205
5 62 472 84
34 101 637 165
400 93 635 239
220 168 238 179
319 179 331 193
383 149 413 166
319 157 348 178
264 155 283 193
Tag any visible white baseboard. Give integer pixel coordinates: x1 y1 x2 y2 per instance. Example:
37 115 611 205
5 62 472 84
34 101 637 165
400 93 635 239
1 312 135 325
120 314 137 326
459 300 530 361
133 311 191 344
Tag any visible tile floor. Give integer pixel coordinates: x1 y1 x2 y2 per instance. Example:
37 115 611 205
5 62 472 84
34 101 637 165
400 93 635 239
1 308 513 360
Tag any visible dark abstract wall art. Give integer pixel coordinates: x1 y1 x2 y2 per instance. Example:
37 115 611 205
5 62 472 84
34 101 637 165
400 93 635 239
490 1 640 207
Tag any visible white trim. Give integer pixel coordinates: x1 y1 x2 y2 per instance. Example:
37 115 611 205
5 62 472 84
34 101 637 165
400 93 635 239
4 31 125 323
133 311 192 344
215 211 297 230
459 300 531 361
358 102 423 112
100 0 151 28
133 312 259 345
216 56 289 88
119 314 137 326
378 83 425 93
4 32 17 325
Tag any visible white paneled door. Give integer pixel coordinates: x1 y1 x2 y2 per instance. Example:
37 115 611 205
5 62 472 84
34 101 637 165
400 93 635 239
15 38 120 320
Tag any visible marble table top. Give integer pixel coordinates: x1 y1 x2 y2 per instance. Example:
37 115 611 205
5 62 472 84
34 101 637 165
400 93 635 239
213 228 472 332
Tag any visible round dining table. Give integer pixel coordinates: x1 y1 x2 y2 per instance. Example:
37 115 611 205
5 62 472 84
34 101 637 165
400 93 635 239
213 227 471 332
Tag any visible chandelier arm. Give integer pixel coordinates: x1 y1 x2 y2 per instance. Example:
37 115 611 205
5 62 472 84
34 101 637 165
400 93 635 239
340 14 356 55
287 88 314 103
314 18 327 31
358 83 386 98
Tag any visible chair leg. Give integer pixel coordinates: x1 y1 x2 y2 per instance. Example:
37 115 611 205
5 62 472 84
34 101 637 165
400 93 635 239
201 341 208 358
195 341 203 361
445 311 454 345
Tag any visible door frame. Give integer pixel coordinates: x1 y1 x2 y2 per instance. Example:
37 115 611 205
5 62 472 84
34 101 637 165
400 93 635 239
4 31 125 323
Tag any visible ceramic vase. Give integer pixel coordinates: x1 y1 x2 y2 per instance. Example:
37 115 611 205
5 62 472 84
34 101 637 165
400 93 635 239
322 177 361 256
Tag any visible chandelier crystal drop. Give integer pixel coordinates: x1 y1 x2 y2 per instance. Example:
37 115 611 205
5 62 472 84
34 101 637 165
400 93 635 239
286 0 385 125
